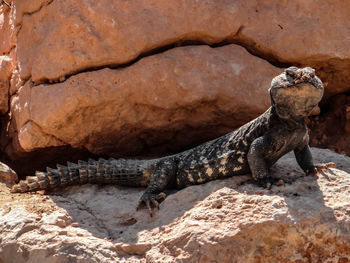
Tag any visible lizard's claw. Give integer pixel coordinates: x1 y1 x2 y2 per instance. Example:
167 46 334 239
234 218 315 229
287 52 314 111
315 162 336 171
307 162 336 176
258 177 285 190
257 178 284 190
136 191 166 217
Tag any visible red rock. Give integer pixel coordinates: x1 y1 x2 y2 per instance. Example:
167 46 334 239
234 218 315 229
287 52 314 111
0 1 16 55
14 0 350 96
11 45 280 155
3 0 350 163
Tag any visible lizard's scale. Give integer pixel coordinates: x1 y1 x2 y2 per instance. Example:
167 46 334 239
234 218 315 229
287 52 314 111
174 109 271 187
12 158 156 192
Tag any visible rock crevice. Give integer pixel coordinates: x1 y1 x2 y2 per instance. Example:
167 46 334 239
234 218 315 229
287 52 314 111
10 44 281 159
13 0 55 26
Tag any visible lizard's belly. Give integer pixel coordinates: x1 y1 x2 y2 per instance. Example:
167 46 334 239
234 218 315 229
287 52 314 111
176 152 250 188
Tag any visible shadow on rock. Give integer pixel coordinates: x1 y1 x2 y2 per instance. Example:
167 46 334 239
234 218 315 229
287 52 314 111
43 149 349 260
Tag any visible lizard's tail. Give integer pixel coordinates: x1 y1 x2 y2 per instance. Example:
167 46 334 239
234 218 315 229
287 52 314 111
11 158 152 193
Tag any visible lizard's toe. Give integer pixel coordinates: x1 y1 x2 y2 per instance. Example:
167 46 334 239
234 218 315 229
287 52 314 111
257 178 283 189
136 191 166 217
306 162 336 176
315 162 336 171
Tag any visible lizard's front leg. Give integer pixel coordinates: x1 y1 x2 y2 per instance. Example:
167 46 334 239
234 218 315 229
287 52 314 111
247 136 278 188
137 159 177 216
294 144 336 176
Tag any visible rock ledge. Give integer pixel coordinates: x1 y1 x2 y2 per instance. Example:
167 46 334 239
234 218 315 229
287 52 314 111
0 148 350 263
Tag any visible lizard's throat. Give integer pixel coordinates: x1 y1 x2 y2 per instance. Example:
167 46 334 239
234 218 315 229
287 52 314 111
271 106 305 129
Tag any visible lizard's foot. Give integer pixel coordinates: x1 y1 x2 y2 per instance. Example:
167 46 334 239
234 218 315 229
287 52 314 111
257 178 285 190
307 162 336 176
136 191 166 217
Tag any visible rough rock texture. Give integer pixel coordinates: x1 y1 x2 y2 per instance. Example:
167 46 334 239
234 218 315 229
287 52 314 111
0 148 350 263
9 44 280 156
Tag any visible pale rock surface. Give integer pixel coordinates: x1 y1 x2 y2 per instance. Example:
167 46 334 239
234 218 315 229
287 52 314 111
0 148 350 263
10 44 280 156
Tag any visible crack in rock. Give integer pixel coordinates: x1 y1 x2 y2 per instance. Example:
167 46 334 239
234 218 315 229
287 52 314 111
32 40 288 87
15 0 55 26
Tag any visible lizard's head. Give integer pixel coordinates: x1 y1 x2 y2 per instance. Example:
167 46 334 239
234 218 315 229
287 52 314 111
269 66 324 121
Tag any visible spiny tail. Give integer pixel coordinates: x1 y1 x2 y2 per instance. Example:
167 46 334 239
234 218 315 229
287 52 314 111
11 158 153 193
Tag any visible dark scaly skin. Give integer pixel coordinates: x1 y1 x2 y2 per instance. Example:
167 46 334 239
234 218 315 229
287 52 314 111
11 67 335 216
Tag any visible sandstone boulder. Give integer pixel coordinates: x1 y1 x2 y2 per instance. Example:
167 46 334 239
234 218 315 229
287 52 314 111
10 44 280 156
0 148 349 262
14 0 350 95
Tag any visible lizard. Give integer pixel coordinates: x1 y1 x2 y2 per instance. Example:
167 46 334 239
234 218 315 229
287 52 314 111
11 66 335 216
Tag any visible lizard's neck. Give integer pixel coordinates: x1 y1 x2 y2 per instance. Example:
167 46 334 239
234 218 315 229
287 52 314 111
270 106 305 130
